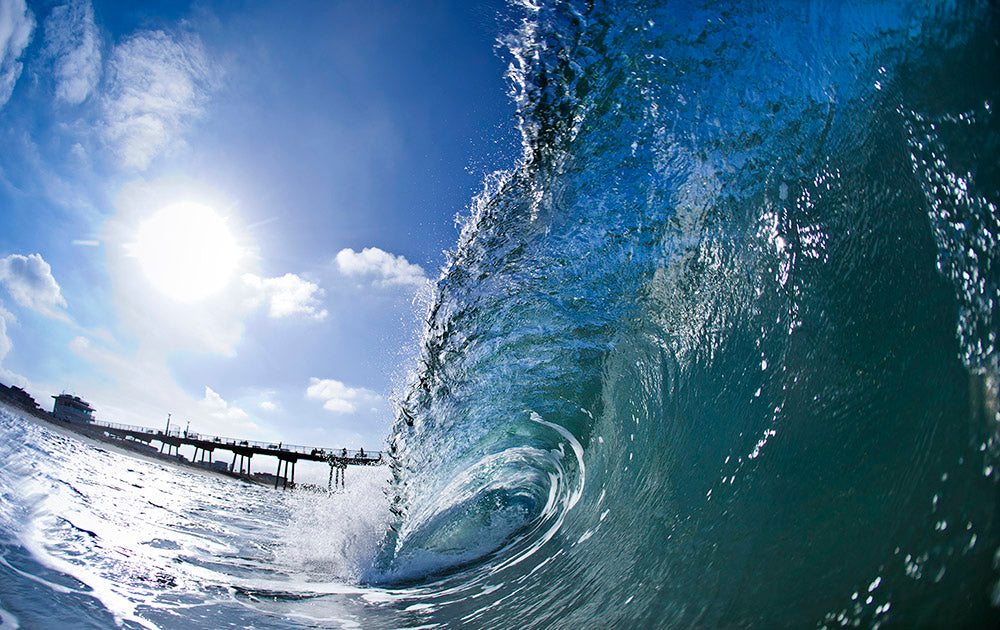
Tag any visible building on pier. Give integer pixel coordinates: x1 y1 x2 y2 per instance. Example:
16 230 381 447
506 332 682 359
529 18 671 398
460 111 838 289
52 393 96 423
0 383 40 411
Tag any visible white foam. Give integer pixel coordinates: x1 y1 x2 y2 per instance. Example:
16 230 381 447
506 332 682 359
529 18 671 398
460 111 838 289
277 466 394 583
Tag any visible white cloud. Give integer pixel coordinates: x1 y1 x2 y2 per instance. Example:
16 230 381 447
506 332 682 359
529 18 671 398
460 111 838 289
43 0 100 104
0 307 12 365
0 306 26 386
201 386 248 421
0 253 69 319
259 400 276 411
102 29 217 169
306 377 380 414
335 247 427 287
243 273 328 320
0 0 34 108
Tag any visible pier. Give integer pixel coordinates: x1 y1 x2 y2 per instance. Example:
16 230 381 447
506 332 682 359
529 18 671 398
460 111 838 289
96 420 381 490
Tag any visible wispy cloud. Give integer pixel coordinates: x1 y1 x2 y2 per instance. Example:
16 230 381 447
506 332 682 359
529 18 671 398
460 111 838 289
72 239 100 246
243 273 328 320
0 306 12 371
43 0 100 104
335 247 427 288
201 386 248 421
0 253 70 320
246 216 279 231
306 377 380 414
102 29 217 169
0 0 35 109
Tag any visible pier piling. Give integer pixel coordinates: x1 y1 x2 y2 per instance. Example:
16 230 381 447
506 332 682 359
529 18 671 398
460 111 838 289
327 461 346 490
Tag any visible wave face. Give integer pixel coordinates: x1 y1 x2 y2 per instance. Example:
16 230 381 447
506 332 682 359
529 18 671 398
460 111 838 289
376 1 1000 627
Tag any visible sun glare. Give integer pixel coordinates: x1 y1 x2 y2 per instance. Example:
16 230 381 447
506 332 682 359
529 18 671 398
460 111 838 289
132 202 242 302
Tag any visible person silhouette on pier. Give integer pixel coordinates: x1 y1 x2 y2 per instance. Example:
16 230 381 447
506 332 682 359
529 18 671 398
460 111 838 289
359 447 365 458
341 447 347 457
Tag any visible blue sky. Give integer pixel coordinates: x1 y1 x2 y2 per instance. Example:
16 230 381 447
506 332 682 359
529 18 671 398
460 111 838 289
0 0 519 455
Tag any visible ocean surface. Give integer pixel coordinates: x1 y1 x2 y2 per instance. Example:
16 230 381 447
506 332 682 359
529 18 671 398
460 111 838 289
3 0 1000 627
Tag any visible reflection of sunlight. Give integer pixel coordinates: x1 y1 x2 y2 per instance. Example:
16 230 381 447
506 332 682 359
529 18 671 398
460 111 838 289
131 202 242 302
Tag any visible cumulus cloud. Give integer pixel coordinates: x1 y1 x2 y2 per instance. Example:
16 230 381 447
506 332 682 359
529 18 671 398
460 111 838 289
335 247 427 288
43 0 100 104
259 400 276 411
0 0 35 108
0 253 69 319
243 273 328 320
201 386 248 421
102 29 217 169
306 377 380 414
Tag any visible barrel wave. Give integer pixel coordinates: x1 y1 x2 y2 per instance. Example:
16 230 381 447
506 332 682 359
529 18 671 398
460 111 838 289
375 1 1000 627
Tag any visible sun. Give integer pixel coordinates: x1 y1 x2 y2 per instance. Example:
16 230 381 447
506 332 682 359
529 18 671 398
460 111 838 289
132 202 242 302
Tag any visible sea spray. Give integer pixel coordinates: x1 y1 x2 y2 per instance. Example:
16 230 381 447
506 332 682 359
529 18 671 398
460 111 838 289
280 466 393 582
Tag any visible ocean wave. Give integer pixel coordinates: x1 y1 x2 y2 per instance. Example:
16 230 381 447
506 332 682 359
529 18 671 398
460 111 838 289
376 1 1000 627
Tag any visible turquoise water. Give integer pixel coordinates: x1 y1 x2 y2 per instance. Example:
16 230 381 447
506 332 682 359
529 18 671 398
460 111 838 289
3 1 1000 627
